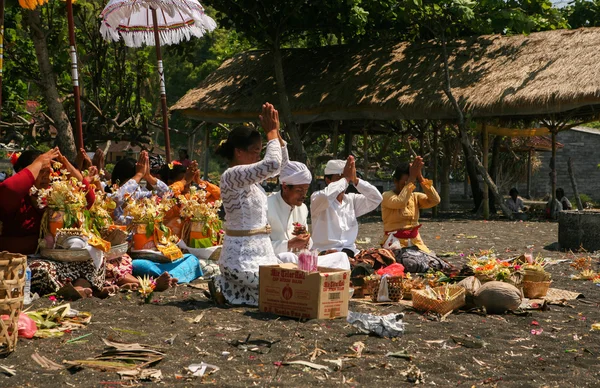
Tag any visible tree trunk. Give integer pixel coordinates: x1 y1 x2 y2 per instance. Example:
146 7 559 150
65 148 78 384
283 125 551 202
462 141 482 211
25 9 76 160
438 33 511 218
550 129 557 216
568 157 583 211
272 46 306 163
432 125 439 217
440 138 451 211
489 135 502 211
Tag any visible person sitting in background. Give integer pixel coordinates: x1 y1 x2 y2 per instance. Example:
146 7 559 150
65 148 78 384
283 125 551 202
178 149 191 168
505 188 527 213
310 156 382 258
556 188 572 211
110 151 171 225
267 161 349 269
381 156 440 253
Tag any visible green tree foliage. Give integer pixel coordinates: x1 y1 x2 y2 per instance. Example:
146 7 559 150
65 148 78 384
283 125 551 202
562 0 600 28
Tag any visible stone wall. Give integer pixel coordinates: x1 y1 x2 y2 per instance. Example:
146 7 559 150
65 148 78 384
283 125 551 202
514 127 600 202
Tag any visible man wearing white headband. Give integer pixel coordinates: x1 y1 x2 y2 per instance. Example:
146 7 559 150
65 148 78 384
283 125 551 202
267 161 350 270
310 156 383 257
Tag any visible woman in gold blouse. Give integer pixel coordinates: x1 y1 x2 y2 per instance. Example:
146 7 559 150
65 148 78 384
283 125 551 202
381 157 440 252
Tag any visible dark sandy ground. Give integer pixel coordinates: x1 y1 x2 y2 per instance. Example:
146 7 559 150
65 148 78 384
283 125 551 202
2 214 600 387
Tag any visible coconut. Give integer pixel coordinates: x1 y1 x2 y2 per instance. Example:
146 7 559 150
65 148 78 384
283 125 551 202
474 281 523 314
457 276 481 309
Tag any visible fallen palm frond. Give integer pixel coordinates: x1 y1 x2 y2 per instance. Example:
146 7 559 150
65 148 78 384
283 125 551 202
64 339 165 372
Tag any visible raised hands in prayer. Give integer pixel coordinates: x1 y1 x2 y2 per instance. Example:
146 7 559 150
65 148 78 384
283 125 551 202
342 155 358 185
26 147 60 178
408 156 425 184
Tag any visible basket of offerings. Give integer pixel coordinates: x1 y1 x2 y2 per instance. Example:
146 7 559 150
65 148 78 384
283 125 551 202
468 252 523 288
178 188 223 250
520 255 551 298
523 280 552 298
364 274 403 302
411 285 465 315
0 252 26 355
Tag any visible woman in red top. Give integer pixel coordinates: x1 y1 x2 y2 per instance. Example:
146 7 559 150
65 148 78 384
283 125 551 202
0 148 105 299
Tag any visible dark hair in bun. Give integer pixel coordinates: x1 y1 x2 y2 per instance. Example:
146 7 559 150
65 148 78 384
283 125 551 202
14 150 43 173
392 163 410 181
216 126 261 161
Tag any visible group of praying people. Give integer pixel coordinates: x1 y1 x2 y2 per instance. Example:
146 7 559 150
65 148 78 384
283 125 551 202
0 102 442 307
0 145 220 299
213 103 441 306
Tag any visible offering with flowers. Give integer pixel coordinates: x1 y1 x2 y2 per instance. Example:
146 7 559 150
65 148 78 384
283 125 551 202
124 195 179 253
467 251 522 284
518 254 551 282
570 257 600 282
178 187 223 248
84 191 117 235
30 161 90 238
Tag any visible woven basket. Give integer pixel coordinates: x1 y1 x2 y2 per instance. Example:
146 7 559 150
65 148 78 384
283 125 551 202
523 280 552 299
523 269 550 283
366 276 403 302
105 243 129 261
0 252 26 355
411 285 466 315
40 248 91 262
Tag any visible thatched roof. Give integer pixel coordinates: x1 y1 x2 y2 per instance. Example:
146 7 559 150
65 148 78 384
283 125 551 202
172 28 600 124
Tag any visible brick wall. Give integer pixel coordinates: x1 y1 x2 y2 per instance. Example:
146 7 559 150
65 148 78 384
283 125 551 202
516 127 600 201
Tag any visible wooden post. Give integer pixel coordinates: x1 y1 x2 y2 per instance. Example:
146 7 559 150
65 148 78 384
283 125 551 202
568 157 584 211
152 8 171 163
526 149 532 199
203 126 210 180
0 0 4 118
66 0 84 150
332 121 339 157
344 124 352 157
550 129 557 216
482 124 489 219
432 125 439 217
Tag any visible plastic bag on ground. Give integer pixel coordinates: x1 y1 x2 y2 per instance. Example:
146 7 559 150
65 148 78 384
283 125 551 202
376 263 405 277
347 311 405 337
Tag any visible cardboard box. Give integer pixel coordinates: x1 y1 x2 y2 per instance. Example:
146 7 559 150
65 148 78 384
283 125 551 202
259 263 350 320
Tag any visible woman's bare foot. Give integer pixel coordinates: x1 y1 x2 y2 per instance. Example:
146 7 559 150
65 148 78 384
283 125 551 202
154 272 175 292
120 283 139 291
57 283 92 300
94 285 119 299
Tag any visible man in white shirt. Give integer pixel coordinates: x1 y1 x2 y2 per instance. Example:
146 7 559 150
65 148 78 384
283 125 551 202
267 161 350 270
310 156 383 257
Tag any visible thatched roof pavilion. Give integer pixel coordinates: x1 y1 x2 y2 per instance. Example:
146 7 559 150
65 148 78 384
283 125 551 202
172 28 600 124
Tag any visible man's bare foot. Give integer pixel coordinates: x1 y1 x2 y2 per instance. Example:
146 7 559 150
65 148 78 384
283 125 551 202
169 277 178 287
94 285 119 299
154 272 172 292
74 286 93 299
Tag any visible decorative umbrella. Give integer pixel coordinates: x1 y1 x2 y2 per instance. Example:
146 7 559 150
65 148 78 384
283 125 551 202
99 0 216 162
5 0 84 150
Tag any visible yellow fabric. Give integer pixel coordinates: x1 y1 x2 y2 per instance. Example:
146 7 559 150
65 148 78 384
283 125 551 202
381 179 440 252
18 0 50 10
474 123 549 137
170 180 221 202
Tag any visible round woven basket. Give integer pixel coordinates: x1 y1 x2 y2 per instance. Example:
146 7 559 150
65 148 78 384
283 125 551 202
523 269 550 283
366 276 403 302
0 252 26 355
40 248 91 262
523 280 552 299
411 285 466 315
105 243 129 260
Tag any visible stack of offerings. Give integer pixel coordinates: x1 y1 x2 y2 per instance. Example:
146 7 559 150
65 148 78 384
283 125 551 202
259 263 350 319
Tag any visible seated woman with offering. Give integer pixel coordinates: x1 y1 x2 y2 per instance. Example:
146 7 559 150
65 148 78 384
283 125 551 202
0 148 112 298
381 157 440 253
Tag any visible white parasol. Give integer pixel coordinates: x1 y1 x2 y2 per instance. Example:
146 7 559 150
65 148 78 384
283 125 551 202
99 0 216 162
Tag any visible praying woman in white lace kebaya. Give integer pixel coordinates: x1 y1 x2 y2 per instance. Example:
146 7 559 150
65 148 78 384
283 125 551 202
214 103 288 306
